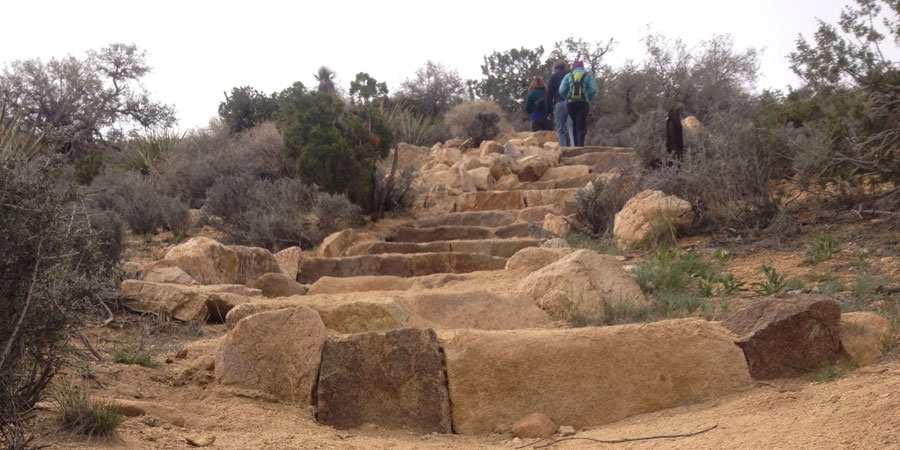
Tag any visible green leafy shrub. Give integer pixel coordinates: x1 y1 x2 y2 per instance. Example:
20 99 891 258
807 233 840 265
73 154 103 185
278 90 393 204
752 265 791 295
112 348 161 369
444 100 506 146
53 381 123 437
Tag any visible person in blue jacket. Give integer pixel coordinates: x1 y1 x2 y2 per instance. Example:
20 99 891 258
546 61 574 146
558 60 598 147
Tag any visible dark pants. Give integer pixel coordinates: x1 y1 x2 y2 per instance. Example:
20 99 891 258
567 101 589 147
531 116 553 132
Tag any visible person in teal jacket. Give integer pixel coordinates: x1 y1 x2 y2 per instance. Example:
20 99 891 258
558 60 598 147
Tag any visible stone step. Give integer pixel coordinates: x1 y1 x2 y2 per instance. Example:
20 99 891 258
297 252 507 284
415 205 575 229
389 223 533 243
561 151 639 173
560 145 632 159
344 238 541 258
454 188 579 212
416 211 518 228
504 173 599 191
442 319 752 434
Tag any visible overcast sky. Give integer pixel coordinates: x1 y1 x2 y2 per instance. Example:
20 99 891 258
2 0 850 129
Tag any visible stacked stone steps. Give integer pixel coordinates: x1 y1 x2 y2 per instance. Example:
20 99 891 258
560 149 638 173
343 238 541 258
297 252 507 284
454 188 579 212
559 145 632 158
388 224 533 243
502 173 599 191
415 205 574 229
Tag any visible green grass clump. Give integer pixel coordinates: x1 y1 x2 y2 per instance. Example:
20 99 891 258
54 382 123 437
806 233 841 265
751 265 804 295
568 297 652 328
113 347 161 368
809 360 858 383
566 232 620 255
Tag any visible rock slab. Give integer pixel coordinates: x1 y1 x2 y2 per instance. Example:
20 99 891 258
215 306 326 404
442 319 751 434
840 312 892 365
722 294 842 379
316 328 451 433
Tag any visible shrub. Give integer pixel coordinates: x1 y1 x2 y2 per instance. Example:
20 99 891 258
1 142 115 446
445 100 507 146
155 121 292 208
204 175 358 252
112 348 160 369
382 103 449 146
88 169 190 235
279 90 393 204
53 381 123 437
806 233 840 265
73 154 103 185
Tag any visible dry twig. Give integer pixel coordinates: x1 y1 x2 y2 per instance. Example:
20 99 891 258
516 424 718 449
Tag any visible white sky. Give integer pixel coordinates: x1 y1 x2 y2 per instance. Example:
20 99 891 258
2 0 850 129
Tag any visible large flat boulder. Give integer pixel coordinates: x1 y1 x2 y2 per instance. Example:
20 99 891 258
229 245 281 284
522 189 580 209
319 229 376 258
316 328 452 434
840 312 892 366
403 291 552 330
297 253 507 283
517 250 648 320
215 306 326 404
343 241 451 256
513 153 558 182
156 237 239 285
121 280 249 322
308 275 415 295
722 294 842 379
449 238 541 258
140 264 198 286
442 319 752 434
468 167 495 191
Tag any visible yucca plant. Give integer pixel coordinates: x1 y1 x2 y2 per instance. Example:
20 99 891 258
119 129 183 174
382 103 447 147
0 113 43 161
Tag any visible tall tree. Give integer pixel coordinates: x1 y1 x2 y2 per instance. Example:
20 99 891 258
218 86 278 134
399 61 465 117
0 43 175 157
478 46 550 114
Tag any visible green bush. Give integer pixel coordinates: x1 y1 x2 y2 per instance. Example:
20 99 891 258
73 154 103 185
278 90 393 204
806 233 840 265
444 100 506 146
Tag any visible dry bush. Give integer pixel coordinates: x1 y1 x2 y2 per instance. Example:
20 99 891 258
634 109 779 230
445 100 507 145
575 176 636 235
155 121 292 207
53 381 122 437
88 169 190 235
204 175 359 251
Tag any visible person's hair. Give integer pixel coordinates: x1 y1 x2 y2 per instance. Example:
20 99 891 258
554 61 567 71
529 76 546 90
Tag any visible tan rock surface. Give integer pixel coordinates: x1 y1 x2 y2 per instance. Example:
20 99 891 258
442 319 752 434
160 236 240 284
216 306 326 404
274 246 303 280
517 250 648 320
403 291 552 330
247 272 308 298
505 247 575 273
121 280 249 322
308 275 415 295
230 245 281 284
841 312 892 365
511 413 558 438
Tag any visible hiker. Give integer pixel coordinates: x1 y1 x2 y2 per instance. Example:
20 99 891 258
546 61 574 147
558 60 598 147
524 76 553 132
